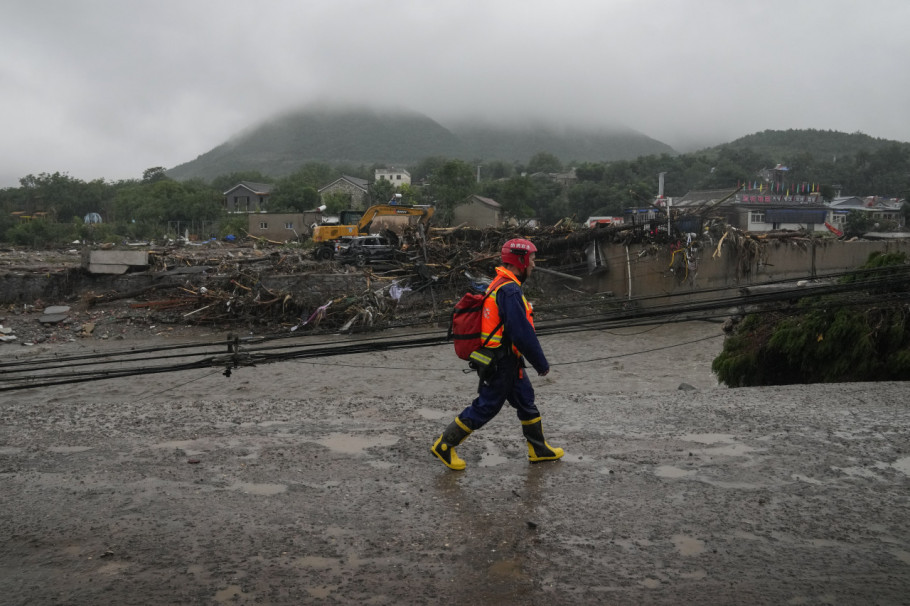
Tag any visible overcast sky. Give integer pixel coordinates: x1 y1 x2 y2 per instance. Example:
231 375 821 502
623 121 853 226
2 0 908 187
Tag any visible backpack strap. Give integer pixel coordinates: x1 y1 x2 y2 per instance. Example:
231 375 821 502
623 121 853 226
478 275 513 347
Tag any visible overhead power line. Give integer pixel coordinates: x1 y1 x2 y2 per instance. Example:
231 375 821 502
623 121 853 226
1 266 908 393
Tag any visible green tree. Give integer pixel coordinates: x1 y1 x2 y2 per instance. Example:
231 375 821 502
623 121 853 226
479 160 514 181
322 191 352 214
410 156 450 183
818 184 836 202
4 217 75 247
142 167 169 183
422 160 476 224
396 183 420 205
844 209 875 237
369 178 396 205
17 172 112 223
112 178 221 236
269 163 337 211
219 214 249 239
567 181 616 220
525 176 567 224
481 176 534 220
298 187 321 212
527 152 563 174
575 162 605 182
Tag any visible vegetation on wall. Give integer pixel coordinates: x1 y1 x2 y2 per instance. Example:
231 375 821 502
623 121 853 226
712 252 910 387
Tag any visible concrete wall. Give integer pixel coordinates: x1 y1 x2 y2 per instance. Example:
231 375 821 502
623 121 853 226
319 181 369 210
247 213 311 242
4 239 908 310
81 249 149 275
571 238 910 302
452 200 501 228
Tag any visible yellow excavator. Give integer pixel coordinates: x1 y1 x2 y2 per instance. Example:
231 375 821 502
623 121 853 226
312 197 434 260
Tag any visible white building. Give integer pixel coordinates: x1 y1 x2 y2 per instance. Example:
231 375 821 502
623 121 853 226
375 168 411 187
826 196 904 229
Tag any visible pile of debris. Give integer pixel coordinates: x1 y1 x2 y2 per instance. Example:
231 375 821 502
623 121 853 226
73 227 555 335
69 221 690 335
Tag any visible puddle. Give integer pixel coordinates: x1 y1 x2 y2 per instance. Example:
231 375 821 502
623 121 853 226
48 446 93 454
732 530 765 541
654 465 695 479
315 433 398 455
833 466 881 480
368 460 395 469
479 453 510 467
488 557 525 580
892 456 910 475
0 447 24 455
228 482 287 496
306 586 337 599
672 534 705 556
96 561 130 575
680 433 736 444
699 479 768 489
417 408 448 420
641 578 661 588
700 444 758 456
295 555 341 570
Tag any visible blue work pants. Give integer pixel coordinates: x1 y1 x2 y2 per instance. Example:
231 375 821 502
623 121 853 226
458 359 540 430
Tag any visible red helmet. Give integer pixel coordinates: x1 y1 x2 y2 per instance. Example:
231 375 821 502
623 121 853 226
500 238 537 270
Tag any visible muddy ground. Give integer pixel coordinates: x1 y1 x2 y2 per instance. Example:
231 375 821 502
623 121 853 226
1 318 909 605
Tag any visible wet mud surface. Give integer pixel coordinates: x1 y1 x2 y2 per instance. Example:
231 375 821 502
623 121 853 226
2 322 909 604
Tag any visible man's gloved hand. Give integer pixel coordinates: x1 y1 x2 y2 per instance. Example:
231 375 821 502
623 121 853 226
537 368 549 377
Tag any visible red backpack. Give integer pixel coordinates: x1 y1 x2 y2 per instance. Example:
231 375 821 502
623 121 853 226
448 277 507 360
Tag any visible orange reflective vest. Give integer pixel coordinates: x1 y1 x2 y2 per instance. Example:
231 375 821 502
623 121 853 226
479 267 535 356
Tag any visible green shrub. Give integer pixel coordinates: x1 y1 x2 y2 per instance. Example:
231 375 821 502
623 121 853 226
713 252 910 386
4 220 77 247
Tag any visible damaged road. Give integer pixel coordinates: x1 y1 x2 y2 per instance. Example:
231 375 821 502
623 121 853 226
1 322 909 604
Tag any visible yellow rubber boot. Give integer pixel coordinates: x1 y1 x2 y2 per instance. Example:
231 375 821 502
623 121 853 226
521 417 564 463
431 417 472 470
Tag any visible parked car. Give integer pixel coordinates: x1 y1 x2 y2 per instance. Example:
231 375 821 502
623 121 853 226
335 235 396 266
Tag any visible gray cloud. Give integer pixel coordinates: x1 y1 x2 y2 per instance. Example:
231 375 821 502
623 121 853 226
2 0 908 186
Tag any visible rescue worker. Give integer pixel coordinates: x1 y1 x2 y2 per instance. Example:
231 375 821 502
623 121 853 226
431 238 564 470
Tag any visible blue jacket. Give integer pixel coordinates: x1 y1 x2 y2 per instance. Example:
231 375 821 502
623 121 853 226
495 281 549 374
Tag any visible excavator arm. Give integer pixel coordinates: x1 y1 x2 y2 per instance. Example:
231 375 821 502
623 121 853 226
312 203 434 257
356 204 434 234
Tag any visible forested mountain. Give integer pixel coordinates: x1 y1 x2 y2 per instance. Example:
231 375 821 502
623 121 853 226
451 123 675 166
165 107 676 181
5 119 908 248
706 129 908 162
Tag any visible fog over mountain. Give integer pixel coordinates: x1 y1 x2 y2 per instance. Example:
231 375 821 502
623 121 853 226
166 105 676 181
2 1 909 186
